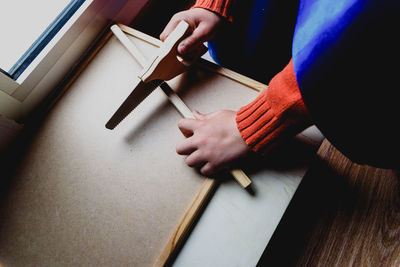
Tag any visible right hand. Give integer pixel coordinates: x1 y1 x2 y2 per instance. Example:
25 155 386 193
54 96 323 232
176 110 250 175
160 8 222 56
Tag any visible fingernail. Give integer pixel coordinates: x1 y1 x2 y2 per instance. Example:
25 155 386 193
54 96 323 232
178 43 185 54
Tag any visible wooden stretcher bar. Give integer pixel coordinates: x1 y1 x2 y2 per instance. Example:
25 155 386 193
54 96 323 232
117 24 269 266
115 24 265 266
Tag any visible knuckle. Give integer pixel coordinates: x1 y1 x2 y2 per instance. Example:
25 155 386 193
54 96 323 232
177 119 185 129
195 136 207 147
172 12 183 20
176 144 184 155
185 157 197 167
202 148 213 159
195 120 206 129
201 164 215 176
194 27 208 39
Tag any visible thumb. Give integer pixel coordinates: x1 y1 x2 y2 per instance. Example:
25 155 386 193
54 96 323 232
160 19 181 42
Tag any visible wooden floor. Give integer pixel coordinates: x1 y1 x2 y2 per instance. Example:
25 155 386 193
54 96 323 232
258 140 400 266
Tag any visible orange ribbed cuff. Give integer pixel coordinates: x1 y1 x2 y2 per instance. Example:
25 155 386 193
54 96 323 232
236 59 311 154
192 0 234 21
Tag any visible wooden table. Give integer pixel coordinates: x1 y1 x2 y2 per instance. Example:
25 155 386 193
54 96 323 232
258 140 400 266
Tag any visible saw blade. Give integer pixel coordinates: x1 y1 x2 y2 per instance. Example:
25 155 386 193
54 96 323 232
105 79 163 129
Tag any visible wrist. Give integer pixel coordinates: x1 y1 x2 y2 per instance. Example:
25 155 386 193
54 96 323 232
236 59 312 154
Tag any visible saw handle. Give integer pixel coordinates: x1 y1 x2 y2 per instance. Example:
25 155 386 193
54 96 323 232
139 21 207 82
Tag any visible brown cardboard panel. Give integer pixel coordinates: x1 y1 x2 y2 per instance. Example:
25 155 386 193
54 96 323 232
0 33 258 266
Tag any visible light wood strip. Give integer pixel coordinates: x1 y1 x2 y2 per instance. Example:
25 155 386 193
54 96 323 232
153 178 217 267
230 169 252 188
118 23 163 47
195 58 267 92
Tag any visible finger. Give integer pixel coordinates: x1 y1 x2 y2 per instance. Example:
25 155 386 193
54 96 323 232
177 44 208 66
185 150 207 168
192 110 206 120
160 17 181 41
180 128 193 138
178 118 199 134
178 24 208 54
176 138 197 155
200 162 217 176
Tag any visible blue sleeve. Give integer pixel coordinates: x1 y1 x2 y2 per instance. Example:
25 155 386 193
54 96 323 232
292 0 400 168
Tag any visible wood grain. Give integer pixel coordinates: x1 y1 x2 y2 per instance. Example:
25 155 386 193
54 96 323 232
258 139 400 266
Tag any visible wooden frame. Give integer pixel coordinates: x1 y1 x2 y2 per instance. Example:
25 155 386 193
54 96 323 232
115 24 266 266
0 24 267 267
93 24 267 266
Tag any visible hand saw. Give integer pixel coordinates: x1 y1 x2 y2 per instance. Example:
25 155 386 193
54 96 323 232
107 23 252 189
105 21 206 129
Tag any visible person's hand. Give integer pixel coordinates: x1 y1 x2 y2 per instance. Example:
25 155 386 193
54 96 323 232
176 110 250 175
160 8 222 56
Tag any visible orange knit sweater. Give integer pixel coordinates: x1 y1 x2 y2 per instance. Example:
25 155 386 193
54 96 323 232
193 0 311 154
192 0 234 21
236 60 311 154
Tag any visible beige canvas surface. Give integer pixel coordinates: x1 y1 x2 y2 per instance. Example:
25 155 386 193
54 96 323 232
0 32 258 266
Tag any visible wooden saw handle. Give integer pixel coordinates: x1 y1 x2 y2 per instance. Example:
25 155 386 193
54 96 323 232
139 21 193 82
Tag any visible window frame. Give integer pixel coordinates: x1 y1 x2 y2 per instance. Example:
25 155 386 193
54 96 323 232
0 0 151 121
8 0 87 81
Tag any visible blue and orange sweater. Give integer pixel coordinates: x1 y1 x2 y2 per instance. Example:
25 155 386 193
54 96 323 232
193 0 399 168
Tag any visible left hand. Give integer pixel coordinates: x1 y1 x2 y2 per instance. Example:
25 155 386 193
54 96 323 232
176 110 250 175
160 8 222 55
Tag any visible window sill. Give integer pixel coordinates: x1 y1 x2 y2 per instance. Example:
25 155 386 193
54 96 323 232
0 0 150 121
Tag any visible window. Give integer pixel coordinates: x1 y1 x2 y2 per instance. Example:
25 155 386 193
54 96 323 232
0 0 150 122
0 0 86 80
